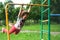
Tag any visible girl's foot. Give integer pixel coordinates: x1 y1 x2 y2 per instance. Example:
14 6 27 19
2 27 5 33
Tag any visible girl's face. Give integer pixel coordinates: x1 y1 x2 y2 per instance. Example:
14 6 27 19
22 14 28 20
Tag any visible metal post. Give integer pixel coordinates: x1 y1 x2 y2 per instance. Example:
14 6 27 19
5 4 10 40
40 0 44 40
48 0 50 40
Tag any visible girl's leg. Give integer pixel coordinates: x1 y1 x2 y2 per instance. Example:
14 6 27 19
13 29 20 35
9 26 17 34
2 27 7 33
2 26 17 34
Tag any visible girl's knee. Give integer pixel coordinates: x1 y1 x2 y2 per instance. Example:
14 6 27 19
14 29 20 35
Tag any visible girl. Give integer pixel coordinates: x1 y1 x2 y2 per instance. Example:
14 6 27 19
2 6 31 35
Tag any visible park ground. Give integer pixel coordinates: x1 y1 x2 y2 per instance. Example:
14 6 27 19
0 24 60 40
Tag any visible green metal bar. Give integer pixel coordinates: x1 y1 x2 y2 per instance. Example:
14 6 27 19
48 0 50 40
42 0 47 4
42 8 49 13
40 0 44 40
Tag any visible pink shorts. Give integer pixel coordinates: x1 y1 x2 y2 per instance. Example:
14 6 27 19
10 26 20 34
3 26 20 34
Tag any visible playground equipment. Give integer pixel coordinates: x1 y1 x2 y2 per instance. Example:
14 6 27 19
40 0 50 40
50 14 60 16
5 0 50 40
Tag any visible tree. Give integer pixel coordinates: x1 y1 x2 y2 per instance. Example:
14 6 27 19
28 0 41 23
4 1 15 22
0 2 5 20
51 0 60 23
0 2 6 25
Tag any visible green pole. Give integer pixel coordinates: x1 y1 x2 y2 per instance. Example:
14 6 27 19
40 0 44 40
42 8 49 13
42 0 47 4
48 0 50 40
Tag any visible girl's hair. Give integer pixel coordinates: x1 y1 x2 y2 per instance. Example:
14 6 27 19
21 11 29 17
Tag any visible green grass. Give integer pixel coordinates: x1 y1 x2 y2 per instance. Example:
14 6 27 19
0 32 40 40
0 24 60 40
0 32 60 40
43 24 60 32
51 34 60 40
22 24 60 32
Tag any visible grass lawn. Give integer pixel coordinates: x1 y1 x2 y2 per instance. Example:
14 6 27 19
22 24 60 32
0 32 60 40
0 24 60 40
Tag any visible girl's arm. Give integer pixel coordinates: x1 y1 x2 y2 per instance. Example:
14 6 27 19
28 6 32 12
18 6 23 17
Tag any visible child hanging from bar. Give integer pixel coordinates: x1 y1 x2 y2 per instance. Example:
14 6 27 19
2 5 31 35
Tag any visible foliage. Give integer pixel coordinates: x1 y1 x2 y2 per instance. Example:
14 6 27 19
0 0 60 24
51 0 60 23
0 2 5 20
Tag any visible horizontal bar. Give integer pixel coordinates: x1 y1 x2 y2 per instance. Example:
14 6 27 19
42 0 47 4
42 20 48 22
50 14 60 16
42 8 49 13
7 3 48 6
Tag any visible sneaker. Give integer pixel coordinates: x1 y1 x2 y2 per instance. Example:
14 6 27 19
2 27 5 33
